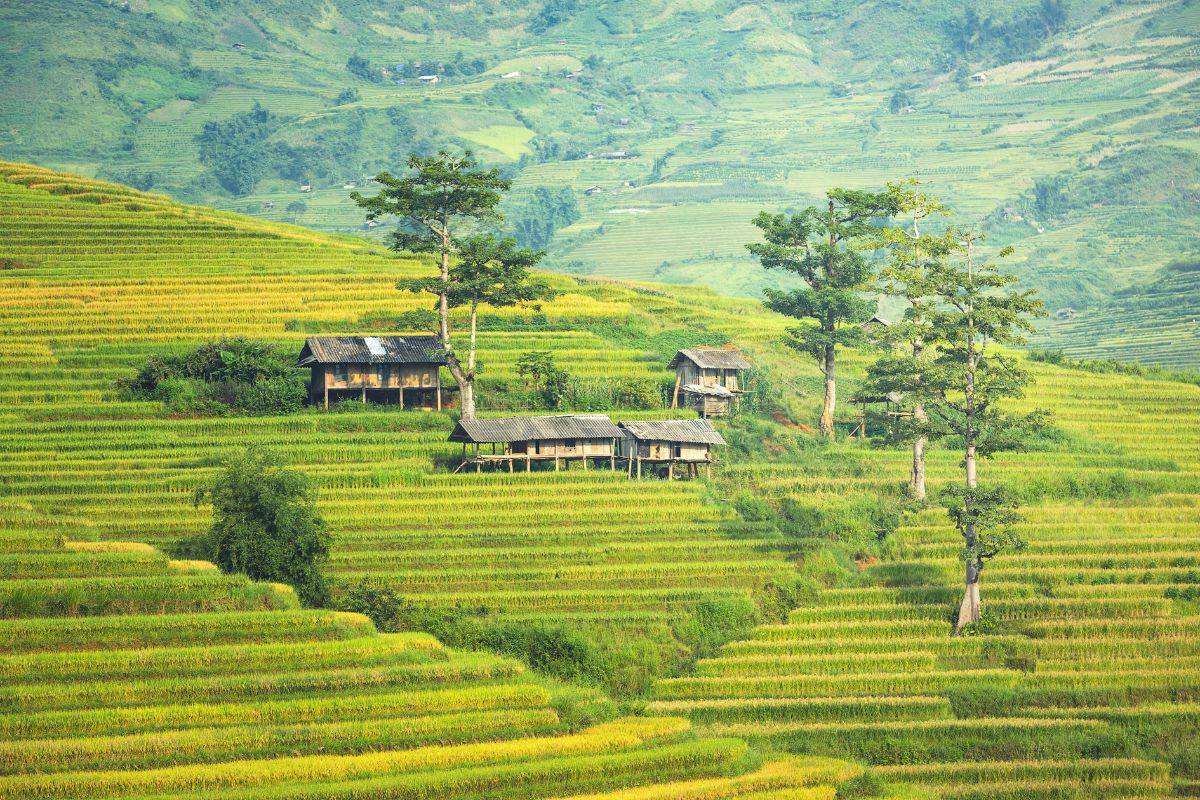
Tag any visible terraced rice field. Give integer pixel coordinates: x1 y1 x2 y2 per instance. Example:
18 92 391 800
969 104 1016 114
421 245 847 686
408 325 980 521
0 162 798 641
0 506 858 799
4 162 1200 794
654 363 1200 797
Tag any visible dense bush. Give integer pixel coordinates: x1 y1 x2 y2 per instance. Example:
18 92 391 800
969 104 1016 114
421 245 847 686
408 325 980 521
193 448 332 606
116 338 307 415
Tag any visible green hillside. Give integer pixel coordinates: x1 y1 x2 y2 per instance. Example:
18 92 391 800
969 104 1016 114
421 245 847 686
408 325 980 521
3 162 1200 796
2 0 1199 366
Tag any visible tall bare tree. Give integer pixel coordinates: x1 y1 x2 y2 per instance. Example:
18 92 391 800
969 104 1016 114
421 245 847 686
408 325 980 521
863 180 955 500
352 150 508 420
918 233 1047 631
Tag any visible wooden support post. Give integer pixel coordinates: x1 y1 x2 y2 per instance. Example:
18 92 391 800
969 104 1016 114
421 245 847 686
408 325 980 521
324 387 329 409
668 462 674 480
398 387 404 410
436 372 442 412
526 454 531 472
637 458 642 479
671 371 682 409
476 461 481 474
508 457 513 473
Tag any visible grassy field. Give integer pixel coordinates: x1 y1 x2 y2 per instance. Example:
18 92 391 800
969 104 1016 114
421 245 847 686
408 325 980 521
3 164 1200 794
653 360 1200 797
0 163 863 798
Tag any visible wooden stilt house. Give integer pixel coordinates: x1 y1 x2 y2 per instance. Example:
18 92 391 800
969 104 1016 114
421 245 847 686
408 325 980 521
669 347 750 417
449 414 624 473
619 418 725 479
297 336 448 409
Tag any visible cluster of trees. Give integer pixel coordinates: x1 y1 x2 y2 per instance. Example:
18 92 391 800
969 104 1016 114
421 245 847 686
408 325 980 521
943 0 1069 62
196 103 366 196
509 187 581 250
197 102 276 196
352 151 556 420
347 52 487 83
748 179 1047 632
117 338 306 415
194 448 331 606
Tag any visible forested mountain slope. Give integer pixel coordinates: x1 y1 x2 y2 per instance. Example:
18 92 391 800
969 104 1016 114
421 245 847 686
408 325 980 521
2 0 1198 366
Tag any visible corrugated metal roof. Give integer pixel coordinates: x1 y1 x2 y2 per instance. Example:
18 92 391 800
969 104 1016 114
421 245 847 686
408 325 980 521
620 418 725 445
297 336 447 366
681 383 734 398
449 414 623 443
669 347 751 370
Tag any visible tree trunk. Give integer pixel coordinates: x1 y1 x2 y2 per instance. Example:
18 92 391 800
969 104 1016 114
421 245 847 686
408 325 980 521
819 344 836 439
911 424 927 501
955 558 981 632
910 337 927 501
435 225 476 421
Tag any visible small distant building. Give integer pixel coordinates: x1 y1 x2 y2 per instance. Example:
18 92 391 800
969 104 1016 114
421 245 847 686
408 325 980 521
449 414 623 473
297 335 447 409
501 71 521 79
343 181 358 189
849 390 908 439
669 347 751 417
597 150 631 160
619 419 725 479
616 117 631 126
232 42 246 50
1054 307 1076 320
590 103 606 113
584 185 604 196
263 201 274 210
365 219 379 228
418 74 440 84
862 314 892 332
299 184 312 193
971 72 988 83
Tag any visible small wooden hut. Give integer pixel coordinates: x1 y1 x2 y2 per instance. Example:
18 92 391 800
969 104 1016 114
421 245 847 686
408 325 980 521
619 418 725 479
297 336 448 409
848 390 908 438
669 347 750 417
449 414 623 473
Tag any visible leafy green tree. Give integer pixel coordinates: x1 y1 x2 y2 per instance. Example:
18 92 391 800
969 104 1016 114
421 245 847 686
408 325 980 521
517 350 570 409
193 448 331 606
448 234 553 384
352 151 510 420
747 189 899 438
861 179 955 500
917 233 1047 631
197 102 275 196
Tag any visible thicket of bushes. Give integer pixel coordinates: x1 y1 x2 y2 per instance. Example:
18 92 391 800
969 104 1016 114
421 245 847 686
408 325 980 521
117 338 306 415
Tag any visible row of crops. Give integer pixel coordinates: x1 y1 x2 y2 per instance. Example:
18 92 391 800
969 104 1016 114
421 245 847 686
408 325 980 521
0 165 861 797
0 510 860 799
0 163 803 639
653 360 1200 797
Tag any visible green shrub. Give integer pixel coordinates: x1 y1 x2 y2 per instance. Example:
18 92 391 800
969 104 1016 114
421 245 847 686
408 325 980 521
193 448 331 606
117 338 306 415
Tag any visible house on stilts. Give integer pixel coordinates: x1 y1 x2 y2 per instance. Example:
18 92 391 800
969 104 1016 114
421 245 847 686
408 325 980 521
669 347 750 417
449 414 624 473
297 335 448 409
619 418 724 479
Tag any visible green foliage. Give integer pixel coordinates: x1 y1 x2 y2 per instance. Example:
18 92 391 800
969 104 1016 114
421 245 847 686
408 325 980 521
116 338 306 415
197 103 276 197
509 187 580 250
516 351 570 409
193 448 332 606
940 483 1026 575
